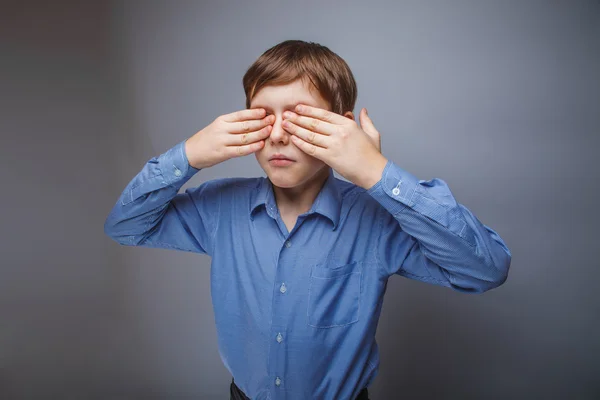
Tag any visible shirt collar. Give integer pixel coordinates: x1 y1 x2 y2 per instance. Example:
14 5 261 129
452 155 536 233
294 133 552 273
250 168 341 230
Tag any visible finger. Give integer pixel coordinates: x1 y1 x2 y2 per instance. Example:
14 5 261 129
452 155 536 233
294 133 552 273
222 108 265 123
294 104 348 125
284 111 335 136
359 107 379 137
229 114 274 134
230 140 265 158
283 120 328 148
225 124 272 146
290 135 322 158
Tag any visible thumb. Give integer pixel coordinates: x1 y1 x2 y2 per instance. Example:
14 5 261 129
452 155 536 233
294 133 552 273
359 108 381 149
360 108 377 135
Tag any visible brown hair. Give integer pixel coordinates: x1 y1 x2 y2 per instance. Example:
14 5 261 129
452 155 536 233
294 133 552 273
243 40 357 115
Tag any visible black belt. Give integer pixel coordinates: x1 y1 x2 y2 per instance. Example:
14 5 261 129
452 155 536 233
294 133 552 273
230 377 369 400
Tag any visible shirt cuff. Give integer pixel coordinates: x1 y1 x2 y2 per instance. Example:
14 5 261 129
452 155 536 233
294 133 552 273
366 159 421 215
161 139 201 186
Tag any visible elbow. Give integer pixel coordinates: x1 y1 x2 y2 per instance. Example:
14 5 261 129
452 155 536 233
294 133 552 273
483 267 509 292
104 216 147 247
475 243 512 293
103 213 119 240
480 252 512 293
451 275 507 294
103 215 129 246
450 252 511 294
490 248 511 289
104 219 122 245
103 216 114 238
104 214 114 237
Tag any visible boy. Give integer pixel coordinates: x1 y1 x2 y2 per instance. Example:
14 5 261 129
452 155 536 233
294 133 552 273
104 40 511 400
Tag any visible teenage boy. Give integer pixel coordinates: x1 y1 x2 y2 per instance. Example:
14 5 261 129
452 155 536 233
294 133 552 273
105 39 511 400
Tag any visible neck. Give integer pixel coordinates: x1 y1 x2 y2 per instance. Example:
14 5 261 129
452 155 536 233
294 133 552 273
272 167 330 216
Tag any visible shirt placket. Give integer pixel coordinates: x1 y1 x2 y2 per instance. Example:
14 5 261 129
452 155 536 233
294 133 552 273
267 235 294 398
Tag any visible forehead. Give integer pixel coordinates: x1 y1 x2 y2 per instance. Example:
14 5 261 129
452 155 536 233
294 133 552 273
250 79 329 110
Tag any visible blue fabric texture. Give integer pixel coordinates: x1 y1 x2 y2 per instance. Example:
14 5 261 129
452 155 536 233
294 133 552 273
105 139 511 400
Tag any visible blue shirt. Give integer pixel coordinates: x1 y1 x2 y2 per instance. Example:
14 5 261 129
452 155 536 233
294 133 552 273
104 139 511 400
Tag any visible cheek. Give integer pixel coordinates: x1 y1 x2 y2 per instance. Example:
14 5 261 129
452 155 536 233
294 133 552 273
305 156 325 169
255 146 267 158
294 160 324 178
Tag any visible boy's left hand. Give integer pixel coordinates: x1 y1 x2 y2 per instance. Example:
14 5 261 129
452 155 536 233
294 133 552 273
282 105 388 189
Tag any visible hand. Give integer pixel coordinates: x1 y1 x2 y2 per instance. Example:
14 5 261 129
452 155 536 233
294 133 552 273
283 105 388 189
185 108 274 169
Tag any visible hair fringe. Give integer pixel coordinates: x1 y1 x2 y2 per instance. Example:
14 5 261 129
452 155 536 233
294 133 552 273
242 40 357 115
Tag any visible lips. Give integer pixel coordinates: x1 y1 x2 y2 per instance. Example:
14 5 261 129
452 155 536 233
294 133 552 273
269 154 294 161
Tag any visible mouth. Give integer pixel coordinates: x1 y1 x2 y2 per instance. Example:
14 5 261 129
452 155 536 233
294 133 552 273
268 154 295 167
268 154 295 162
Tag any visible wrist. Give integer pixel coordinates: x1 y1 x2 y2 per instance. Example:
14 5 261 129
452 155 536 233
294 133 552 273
358 154 388 190
184 137 207 170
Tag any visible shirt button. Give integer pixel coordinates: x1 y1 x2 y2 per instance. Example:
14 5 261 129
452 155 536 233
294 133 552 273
285 240 291 248
279 282 287 294
276 332 283 343
275 377 281 386
392 181 402 196
174 168 182 177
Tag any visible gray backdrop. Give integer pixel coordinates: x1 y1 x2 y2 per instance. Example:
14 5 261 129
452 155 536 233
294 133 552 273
2 0 599 398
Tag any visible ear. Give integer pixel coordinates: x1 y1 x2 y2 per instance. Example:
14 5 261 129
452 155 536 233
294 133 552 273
343 111 355 121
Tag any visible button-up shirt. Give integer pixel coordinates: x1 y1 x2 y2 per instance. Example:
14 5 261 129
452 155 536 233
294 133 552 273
104 139 511 400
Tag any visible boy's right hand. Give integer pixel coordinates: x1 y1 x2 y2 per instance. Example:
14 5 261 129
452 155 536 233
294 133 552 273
185 108 274 169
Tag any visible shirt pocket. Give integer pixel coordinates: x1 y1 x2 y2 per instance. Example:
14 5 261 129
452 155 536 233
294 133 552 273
307 260 363 328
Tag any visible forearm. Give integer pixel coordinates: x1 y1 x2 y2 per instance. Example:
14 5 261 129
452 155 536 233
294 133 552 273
369 160 511 292
104 139 200 245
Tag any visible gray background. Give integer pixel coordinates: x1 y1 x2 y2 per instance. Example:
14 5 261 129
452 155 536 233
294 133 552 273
1 0 599 398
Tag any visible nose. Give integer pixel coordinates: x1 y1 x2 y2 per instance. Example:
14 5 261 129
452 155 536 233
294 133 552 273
268 114 291 146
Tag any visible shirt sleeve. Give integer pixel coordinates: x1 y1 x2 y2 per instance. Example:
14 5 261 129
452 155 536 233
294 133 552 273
367 160 512 294
103 139 220 256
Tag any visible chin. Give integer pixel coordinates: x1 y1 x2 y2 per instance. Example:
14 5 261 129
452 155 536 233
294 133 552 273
266 165 329 190
265 168 305 188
